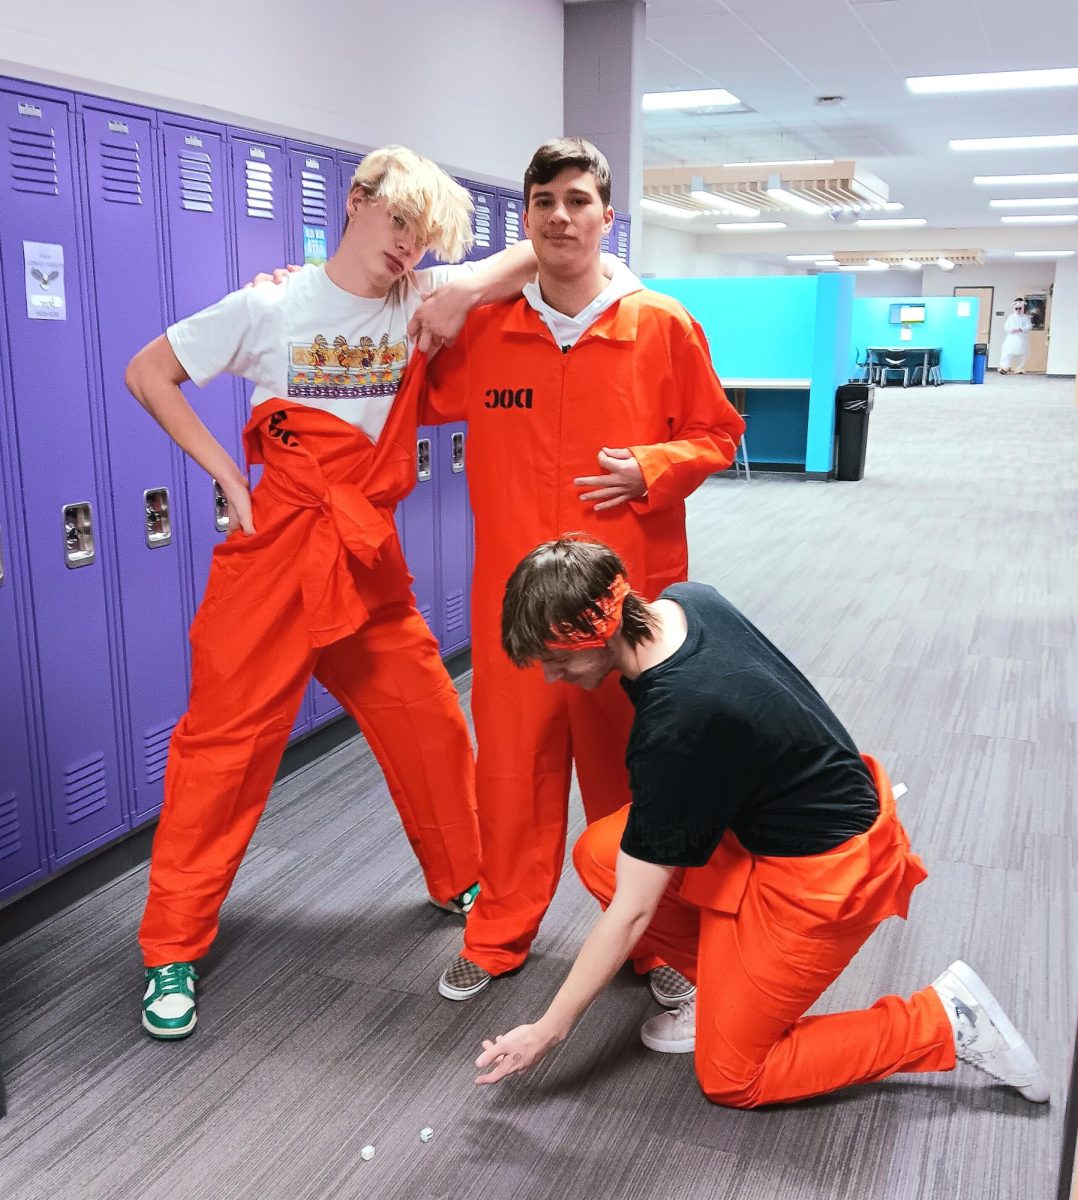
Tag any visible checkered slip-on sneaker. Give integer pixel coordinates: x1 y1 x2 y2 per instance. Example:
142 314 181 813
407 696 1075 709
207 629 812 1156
142 962 198 1040
429 882 480 917
437 955 493 1001
648 965 696 1008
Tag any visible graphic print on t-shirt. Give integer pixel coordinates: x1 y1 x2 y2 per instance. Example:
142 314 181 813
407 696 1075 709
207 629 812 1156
288 331 408 400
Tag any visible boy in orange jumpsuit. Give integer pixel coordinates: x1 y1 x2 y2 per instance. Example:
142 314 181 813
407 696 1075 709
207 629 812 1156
126 147 546 1040
422 139 745 1002
473 535 1049 1110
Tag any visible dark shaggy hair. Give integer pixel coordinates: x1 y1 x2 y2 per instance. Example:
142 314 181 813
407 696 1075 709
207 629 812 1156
501 536 658 667
523 137 612 208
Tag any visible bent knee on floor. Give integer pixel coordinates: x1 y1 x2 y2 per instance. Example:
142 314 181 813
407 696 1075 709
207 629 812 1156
696 1060 764 1109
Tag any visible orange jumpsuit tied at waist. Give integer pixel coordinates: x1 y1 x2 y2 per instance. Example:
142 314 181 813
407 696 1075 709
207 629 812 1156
423 290 746 974
140 377 480 967
573 755 955 1108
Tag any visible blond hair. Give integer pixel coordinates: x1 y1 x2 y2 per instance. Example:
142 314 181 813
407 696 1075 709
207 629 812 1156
349 146 473 263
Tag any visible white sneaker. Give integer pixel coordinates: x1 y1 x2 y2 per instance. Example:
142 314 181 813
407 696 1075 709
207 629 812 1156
931 960 1049 1103
640 996 696 1053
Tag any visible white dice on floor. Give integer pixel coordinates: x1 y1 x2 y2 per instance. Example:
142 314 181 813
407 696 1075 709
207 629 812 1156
360 1145 376 1161
420 1127 434 1143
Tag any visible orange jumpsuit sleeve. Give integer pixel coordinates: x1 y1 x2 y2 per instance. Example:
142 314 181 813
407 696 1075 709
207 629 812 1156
627 317 744 513
418 321 471 426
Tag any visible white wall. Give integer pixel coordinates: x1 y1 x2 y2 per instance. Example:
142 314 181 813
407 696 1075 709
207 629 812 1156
0 0 564 186
638 225 795 278
847 270 924 298
1046 257 1078 376
921 261 1055 368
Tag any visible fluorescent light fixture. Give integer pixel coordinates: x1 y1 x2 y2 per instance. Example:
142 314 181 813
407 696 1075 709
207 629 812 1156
689 190 759 218
1000 214 1078 224
854 217 928 227
640 198 697 219
787 254 836 261
936 258 955 270
722 158 833 168
899 258 922 270
951 134 1078 151
989 197 1078 208
975 172 1078 185
883 202 905 211
1015 249 1076 256
839 260 889 272
765 179 828 215
643 88 741 111
715 221 787 231
814 260 839 268
908 68 1078 94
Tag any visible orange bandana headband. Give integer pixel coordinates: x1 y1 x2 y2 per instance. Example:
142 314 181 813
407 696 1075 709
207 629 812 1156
545 575 631 652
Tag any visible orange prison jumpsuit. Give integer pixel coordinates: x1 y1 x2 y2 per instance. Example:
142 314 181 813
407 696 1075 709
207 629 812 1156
140 370 480 967
423 291 745 975
573 756 956 1107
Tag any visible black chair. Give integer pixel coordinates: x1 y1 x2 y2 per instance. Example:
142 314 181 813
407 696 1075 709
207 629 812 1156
878 353 910 387
911 347 942 386
853 348 877 384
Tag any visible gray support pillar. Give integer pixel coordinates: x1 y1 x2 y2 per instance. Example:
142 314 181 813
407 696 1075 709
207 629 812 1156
564 0 644 262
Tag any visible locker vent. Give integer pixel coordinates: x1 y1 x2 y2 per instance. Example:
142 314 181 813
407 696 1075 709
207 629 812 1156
179 148 214 214
8 126 59 196
418 603 434 631
0 791 22 862
245 159 274 220
64 753 107 824
99 138 143 205
472 197 492 250
143 719 176 785
503 203 522 247
300 169 328 225
444 589 466 634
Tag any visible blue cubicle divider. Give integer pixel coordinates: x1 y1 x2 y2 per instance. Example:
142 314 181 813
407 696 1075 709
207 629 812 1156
648 274 854 475
848 296 978 383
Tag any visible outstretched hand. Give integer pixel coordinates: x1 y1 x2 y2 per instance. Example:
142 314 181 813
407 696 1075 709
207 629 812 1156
244 264 302 288
474 1023 559 1085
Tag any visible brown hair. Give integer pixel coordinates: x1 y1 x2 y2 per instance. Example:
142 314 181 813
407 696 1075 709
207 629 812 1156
501 535 657 667
523 137 612 208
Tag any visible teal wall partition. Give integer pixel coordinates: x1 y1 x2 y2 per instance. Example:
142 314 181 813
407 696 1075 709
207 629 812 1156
648 274 854 476
849 295 979 382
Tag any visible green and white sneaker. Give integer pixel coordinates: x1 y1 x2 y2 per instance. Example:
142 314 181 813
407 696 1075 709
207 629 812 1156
142 962 198 1040
429 882 480 917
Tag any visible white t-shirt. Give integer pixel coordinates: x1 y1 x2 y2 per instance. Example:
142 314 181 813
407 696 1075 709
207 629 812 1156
167 263 466 442
522 255 642 349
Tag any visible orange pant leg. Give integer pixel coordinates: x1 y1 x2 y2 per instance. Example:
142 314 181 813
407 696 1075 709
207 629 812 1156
314 598 479 904
140 527 316 967
573 808 956 1108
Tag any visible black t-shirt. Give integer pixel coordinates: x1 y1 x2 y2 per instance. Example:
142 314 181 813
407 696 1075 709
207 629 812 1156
620 582 879 866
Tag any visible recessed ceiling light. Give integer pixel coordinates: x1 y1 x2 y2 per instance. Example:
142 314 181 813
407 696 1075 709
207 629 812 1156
974 172 1078 185
855 217 928 227
722 158 834 168
882 202 905 211
1015 249 1076 256
908 67 1078 94
839 260 890 272
936 258 956 270
689 190 759 218
715 221 788 231
814 260 839 267
787 254 836 261
643 88 741 111
640 198 697 219
899 258 922 270
766 180 829 215
989 197 1078 208
951 134 1078 150
1000 214 1078 224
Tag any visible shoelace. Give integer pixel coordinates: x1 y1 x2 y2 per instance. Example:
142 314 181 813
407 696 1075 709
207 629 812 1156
673 997 696 1026
150 963 198 997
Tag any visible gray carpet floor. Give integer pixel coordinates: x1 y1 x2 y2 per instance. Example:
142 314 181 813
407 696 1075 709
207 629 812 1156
1 373 1074 1200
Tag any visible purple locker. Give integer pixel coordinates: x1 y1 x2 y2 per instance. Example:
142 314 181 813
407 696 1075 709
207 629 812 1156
613 213 631 265
0 482 47 900
397 435 440 642
434 423 469 655
0 80 126 864
160 118 244 621
285 143 341 267
498 190 525 249
78 98 190 822
465 183 498 261
228 130 312 738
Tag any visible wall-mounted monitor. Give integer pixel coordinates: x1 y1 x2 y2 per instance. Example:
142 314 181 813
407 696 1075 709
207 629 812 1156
889 303 926 324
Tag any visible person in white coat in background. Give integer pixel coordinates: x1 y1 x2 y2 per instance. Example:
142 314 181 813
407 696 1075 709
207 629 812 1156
999 297 1033 375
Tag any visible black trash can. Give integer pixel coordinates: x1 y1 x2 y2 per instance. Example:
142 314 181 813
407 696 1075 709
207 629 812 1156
835 383 874 481
971 342 988 384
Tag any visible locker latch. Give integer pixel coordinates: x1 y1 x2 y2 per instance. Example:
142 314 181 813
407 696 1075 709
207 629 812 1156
213 481 230 532
144 487 172 548
62 502 95 568
451 432 465 474
416 438 432 483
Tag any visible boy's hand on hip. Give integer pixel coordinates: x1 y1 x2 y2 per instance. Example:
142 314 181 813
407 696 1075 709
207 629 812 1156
574 448 645 511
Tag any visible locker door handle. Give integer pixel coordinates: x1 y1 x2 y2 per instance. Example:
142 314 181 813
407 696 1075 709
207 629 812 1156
416 438 432 483
144 487 172 547
212 480 230 532
451 432 465 474
62 502 96 568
